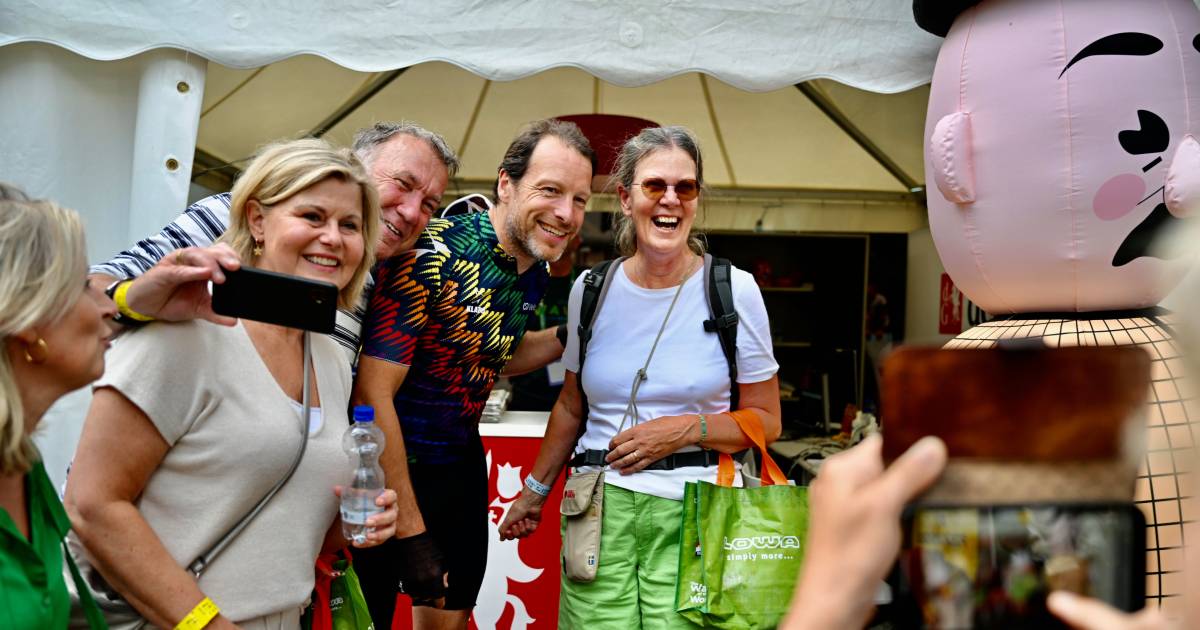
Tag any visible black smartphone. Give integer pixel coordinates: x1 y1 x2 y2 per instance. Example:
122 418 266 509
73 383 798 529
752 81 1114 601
211 267 338 334
887 503 1146 629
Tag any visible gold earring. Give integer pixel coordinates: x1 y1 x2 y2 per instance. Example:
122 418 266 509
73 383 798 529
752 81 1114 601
23 338 48 364
253 240 264 257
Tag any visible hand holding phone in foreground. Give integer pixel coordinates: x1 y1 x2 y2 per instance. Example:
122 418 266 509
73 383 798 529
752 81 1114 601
121 244 242 326
780 434 948 630
1048 591 1174 630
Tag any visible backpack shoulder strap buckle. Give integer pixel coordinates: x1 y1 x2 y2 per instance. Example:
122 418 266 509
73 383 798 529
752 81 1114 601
703 311 739 332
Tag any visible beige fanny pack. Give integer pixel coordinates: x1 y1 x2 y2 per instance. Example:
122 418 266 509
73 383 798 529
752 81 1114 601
560 470 605 581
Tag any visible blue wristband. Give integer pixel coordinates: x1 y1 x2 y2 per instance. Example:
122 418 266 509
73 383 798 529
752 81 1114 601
524 474 551 497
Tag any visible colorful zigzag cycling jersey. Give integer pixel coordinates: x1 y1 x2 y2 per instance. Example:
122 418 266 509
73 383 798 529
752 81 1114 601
361 211 548 464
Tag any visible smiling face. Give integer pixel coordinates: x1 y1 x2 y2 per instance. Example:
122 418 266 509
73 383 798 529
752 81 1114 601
924 0 1200 313
495 135 592 265
618 147 700 259
366 134 450 260
248 176 366 292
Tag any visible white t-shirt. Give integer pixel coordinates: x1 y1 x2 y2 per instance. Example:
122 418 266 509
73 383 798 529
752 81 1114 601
562 261 779 501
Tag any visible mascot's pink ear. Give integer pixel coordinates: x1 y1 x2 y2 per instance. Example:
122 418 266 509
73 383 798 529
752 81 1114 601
929 111 976 204
1165 135 1200 218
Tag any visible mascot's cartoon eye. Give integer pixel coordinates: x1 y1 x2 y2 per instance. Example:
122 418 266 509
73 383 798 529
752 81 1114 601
1119 110 1169 155
1193 33 1199 53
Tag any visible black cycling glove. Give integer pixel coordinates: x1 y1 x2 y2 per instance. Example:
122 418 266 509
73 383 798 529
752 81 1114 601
395 531 448 607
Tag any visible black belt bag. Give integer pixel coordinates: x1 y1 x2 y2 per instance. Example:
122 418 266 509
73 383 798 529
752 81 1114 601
569 448 748 471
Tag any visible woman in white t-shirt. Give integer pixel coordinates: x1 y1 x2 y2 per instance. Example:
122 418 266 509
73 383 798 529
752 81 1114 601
65 139 399 630
500 126 781 628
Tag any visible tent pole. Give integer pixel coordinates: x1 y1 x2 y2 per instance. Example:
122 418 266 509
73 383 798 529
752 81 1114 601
700 75 738 187
794 82 922 196
309 68 408 138
191 148 240 191
457 80 493 163
128 50 207 242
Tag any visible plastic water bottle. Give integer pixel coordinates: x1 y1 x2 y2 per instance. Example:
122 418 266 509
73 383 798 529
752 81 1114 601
341 405 386 545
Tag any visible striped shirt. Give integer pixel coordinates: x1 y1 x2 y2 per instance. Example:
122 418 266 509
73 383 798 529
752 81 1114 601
90 193 370 363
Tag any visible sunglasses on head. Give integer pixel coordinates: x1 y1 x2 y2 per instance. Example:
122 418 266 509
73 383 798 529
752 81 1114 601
636 178 700 202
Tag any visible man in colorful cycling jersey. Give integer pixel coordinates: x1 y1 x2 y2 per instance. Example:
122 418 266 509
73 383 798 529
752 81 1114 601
352 119 595 630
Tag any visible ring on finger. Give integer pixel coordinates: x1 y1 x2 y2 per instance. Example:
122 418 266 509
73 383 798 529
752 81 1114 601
175 250 185 265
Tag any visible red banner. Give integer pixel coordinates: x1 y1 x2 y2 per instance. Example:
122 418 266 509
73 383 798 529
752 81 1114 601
939 273 963 335
392 435 564 629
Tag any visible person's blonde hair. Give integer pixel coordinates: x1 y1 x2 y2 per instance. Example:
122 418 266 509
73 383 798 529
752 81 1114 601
221 138 380 309
0 193 89 475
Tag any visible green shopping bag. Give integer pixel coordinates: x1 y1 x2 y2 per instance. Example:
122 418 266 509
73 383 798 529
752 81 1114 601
674 410 809 630
302 551 374 630
329 556 374 630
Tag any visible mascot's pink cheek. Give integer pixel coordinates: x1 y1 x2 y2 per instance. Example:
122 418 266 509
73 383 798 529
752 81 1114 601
1093 173 1147 221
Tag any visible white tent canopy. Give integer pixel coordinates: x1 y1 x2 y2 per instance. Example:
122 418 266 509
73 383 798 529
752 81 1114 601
2 0 939 93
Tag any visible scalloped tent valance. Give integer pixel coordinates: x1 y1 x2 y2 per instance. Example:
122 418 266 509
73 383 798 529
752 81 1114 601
0 0 940 93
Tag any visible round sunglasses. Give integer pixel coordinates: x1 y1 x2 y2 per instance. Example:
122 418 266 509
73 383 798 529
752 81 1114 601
636 178 700 202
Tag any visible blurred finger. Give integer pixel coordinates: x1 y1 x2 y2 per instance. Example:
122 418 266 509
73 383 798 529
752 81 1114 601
1047 592 1139 629
820 434 886 490
210 244 242 270
376 489 397 507
875 436 947 511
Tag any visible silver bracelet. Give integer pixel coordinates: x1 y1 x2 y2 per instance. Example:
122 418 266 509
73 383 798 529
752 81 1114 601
524 474 551 497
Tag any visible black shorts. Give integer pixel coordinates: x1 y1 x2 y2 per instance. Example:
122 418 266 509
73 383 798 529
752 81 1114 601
353 437 488 622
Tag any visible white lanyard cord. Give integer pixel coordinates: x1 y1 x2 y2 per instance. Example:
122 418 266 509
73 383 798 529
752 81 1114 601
617 275 688 434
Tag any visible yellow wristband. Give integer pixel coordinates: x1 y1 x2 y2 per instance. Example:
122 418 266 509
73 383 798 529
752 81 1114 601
698 414 709 449
174 597 219 630
114 280 155 322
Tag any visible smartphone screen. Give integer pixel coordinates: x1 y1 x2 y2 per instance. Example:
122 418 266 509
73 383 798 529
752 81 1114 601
890 504 1145 629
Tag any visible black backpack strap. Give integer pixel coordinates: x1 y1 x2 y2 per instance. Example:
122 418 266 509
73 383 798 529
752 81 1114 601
702 254 740 410
575 257 625 435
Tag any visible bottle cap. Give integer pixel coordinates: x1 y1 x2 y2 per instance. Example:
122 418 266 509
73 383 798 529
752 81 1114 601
352 405 375 423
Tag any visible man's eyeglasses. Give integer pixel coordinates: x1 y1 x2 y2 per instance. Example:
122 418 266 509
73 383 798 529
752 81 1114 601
636 178 700 202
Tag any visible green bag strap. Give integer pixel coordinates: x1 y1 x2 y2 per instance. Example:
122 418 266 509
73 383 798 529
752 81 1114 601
63 540 109 630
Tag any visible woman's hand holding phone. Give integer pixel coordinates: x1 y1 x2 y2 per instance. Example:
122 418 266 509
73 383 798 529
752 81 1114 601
125 244 242 326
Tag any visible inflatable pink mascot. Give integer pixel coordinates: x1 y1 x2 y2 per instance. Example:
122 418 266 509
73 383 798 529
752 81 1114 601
917 0 1200 610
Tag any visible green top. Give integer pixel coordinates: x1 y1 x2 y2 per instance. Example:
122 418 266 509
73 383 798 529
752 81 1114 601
0 460 72 628
0 460 107 629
